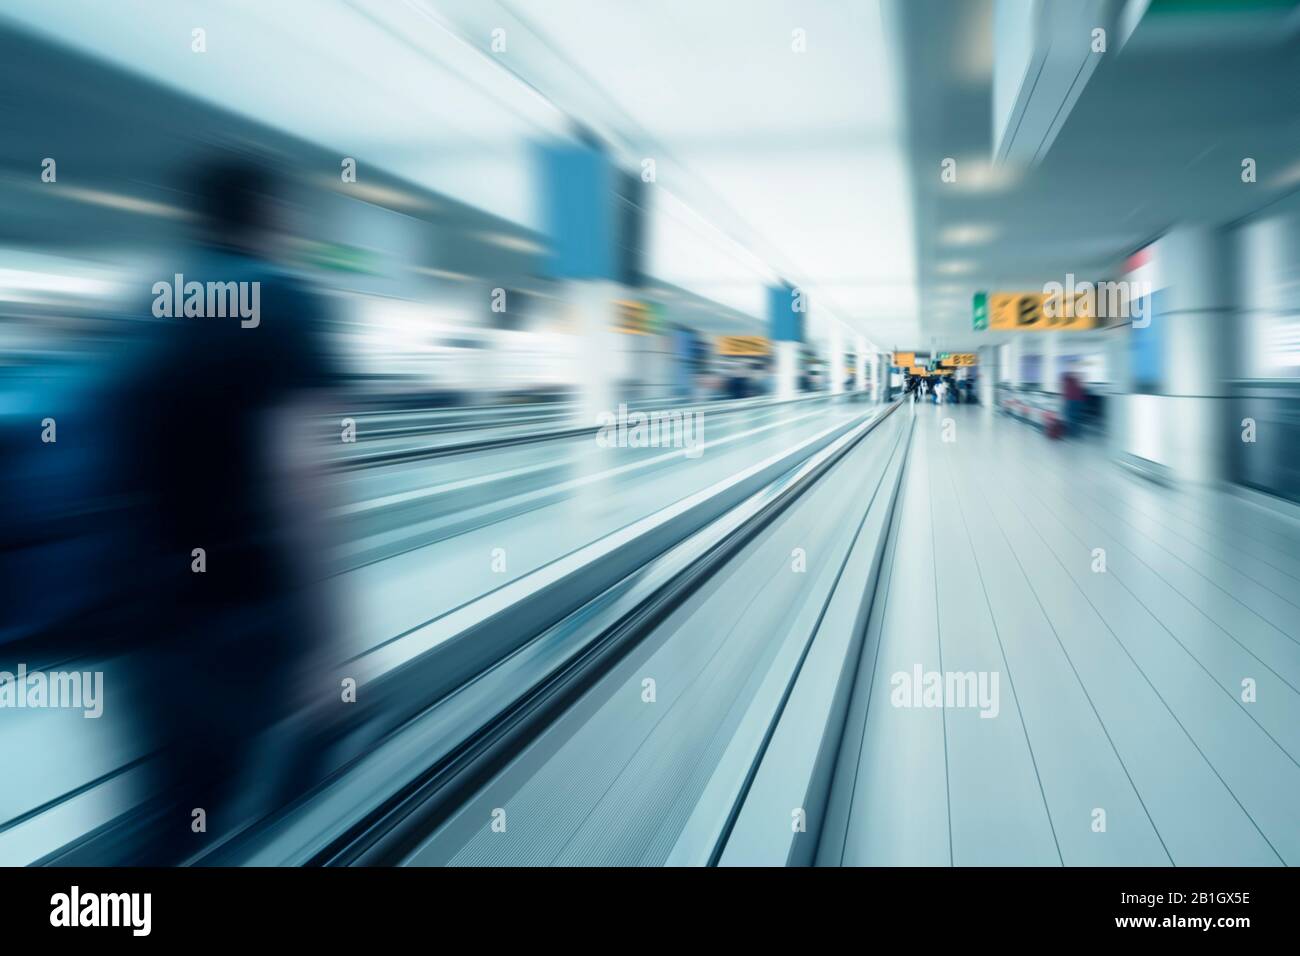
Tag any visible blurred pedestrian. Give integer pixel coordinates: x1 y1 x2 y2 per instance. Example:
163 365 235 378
99 154 341 861
1062 370 1086 437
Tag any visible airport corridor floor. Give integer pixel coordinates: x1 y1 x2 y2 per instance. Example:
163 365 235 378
823 403 1300 866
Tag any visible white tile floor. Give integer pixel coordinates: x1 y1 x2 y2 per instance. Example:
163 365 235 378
832 403 1300 866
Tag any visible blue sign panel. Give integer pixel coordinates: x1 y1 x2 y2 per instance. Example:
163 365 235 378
537 143 615 280
769 285 804 342
1130 288 1166 395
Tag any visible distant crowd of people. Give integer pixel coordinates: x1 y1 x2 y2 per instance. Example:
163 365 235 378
907 375 974 404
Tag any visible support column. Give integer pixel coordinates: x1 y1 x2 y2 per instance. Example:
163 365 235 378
571 281 620 421
775 341 799 402
1042 333 1060 394
536 138 639 423
769 284 805 402
978 344 998 407
1007 338 1026 388
829 322 845 395
1118 225 1235 484
1231 211 1299 497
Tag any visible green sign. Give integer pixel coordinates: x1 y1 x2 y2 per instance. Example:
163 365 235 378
647 301 667 335
298 240 378 275
972 291 988 331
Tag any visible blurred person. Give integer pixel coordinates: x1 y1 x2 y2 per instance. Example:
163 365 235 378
1061 370 1086 437
934 377 948 405
94 155 342 862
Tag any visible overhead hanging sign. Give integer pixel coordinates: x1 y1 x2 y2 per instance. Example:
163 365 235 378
987 291 1095 331
717 335 770 356
892 351 916 367
615 299 659 335
972 291 988 331
940 352 978 366
768 285 805 342
537 143 616 280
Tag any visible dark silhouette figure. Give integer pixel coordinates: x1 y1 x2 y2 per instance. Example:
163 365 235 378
101 156 339 863
1062 371 1086 437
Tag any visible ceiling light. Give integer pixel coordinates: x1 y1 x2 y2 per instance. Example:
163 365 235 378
939 224 997 246
325 176 437 214
948 159 1019 193
412 266 473 282
1272 158 1300 188
476 231 547 255
44 185 190 220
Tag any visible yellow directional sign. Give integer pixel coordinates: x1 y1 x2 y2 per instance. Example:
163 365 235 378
909 366 929 377
892 351 916 367
988 292 1095 331
615 299 653 335
941 353 978 367
717 335 770 356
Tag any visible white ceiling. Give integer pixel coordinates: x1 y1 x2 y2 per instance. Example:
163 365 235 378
428 0 920 345
895 0 1300 354
2 0 921 349
0 1 567 232
9 1 1299 357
